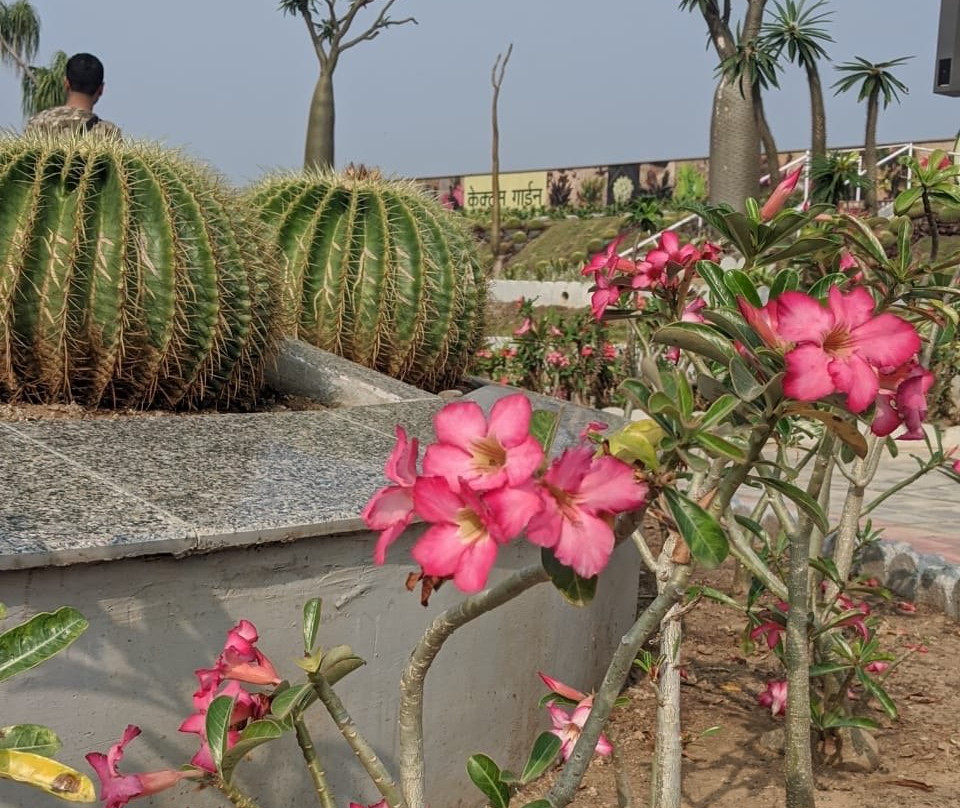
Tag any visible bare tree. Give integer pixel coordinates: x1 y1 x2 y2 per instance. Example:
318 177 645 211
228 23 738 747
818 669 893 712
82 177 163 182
489 43 512 277
280 0 417 170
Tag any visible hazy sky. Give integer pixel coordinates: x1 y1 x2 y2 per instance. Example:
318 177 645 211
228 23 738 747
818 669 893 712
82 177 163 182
1 1 957 183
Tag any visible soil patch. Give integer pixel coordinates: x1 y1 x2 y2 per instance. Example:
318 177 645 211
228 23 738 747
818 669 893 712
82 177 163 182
513 565 960 808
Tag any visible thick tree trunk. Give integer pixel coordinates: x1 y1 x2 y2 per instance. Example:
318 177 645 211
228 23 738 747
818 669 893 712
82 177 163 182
863 89 879 214
756 92 781 187
305 71 335 170
709 75 761 211
807 63 827 162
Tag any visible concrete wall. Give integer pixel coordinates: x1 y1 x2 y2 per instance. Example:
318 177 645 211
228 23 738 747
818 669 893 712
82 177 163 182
0 529 640 808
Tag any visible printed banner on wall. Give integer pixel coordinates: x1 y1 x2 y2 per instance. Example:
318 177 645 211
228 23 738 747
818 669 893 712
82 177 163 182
462 171 548 210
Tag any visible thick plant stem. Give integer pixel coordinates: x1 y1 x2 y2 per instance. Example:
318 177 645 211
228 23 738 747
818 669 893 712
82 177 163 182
293 716 337 808
612 738 635 808
828 435 883 598
398 564 549 808
545 566 691 808
311 674 405 808
214 776 264 808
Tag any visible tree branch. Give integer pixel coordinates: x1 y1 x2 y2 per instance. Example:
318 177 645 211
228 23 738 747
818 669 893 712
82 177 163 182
339 0 418 53
298 3 328 66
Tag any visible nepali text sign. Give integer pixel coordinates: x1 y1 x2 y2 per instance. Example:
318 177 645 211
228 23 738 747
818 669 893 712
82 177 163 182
463 171 548 210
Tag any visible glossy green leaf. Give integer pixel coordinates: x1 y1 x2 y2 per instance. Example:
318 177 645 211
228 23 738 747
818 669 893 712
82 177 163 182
0 750 95 802
205 695 236 778
521 801 553 808
729 356 764 402
319 644 366 685
893 186 923 216
269 684 315 721
723 269 761 308
689 585 744 611
720 211 756 259
653 322 736 365
302 598 322 655
769 268 800 299
698 394 740 430
466 754 510 808
809 557 843 587
520 731 562 784
819 713 880 731
0 607 88 683
663 488 728 569
734 514 766 541
220 719 286 782
647 391 681 418
620 378 652 408
763 236 839 264
673 370 694 419
809 662 852 678
0 726 60 757
696 260 736 308
542 548 597 607
694 433 747 463
856 668 898 719
749 476 829 534
607 420 662 469
530 409 560 454
807 273 847 300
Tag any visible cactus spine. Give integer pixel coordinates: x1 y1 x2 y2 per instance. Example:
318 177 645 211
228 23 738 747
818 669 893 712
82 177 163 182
249 170 487 390
0 134 286 408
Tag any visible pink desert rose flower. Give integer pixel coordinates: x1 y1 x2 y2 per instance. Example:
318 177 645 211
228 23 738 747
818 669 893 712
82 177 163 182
644 231 700 280
578 421 608 441
514 317 533 336
179 680 270 772
667 297 709 361
589 267 625 320
954 459 960 474
750 618 786 650
737 296 791 352
410 475 542 593
362 426 419 564
757 680 788 716
760 165 803 220
350 802 388 808
871 362 934 440
216 619 281 687
774 287 921 413
525 445 649 578
546 696 613 761
422 395 544 492
580 235 635 277
538 671 589 702
864 661 890 674
87 725 198 808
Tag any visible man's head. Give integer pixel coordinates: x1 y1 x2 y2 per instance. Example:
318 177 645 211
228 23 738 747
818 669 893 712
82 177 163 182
65 53 105 99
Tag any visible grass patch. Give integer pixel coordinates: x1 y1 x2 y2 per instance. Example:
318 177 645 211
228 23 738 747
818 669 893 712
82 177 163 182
503 215 630 280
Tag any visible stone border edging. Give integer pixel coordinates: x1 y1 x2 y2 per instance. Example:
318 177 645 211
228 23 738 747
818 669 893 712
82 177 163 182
857 540 960 619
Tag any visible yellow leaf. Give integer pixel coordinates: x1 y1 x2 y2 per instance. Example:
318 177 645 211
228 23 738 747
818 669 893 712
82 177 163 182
608 420 664 469
0 750 96 802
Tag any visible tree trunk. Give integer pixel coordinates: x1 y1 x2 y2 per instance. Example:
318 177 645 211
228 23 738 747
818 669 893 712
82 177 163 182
863 88 879 214
305 71 335 170
755 91 781 186
806 62 827 162
709 74 761 211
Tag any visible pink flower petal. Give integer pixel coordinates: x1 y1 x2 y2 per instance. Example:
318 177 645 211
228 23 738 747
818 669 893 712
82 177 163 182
577 456 649 514
452 536 499 593
849 313 921 368
552 510 615 578
828 353 879 413
487 394 534 446
410 523 467 579
775 291 835 343
783 344 835 402
432 401 487 450
825 285 875 331
485 484 543 542
546 703 572 731
384 426 418 485
538 672 588 702
412 476 463 524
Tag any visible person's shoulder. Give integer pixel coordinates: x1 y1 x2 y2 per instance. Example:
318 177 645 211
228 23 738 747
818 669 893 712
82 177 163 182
92 118 122 138
25 105 79 128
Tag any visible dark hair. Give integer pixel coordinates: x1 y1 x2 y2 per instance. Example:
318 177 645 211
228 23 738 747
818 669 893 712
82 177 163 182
66 53 105 96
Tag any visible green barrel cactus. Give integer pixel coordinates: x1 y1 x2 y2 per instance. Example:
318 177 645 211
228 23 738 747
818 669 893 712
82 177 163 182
248 169 487 391
0 134 286 408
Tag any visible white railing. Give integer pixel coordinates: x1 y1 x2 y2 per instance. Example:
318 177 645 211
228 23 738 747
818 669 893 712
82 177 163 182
620 142 960 260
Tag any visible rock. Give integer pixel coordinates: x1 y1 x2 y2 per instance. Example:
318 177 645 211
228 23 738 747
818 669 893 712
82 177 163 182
757 726 785 756
833 727 881 773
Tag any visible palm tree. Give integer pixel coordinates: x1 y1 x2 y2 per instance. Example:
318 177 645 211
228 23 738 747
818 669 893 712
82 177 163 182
20 48 65 116
717 26 783 185
679 0 768 211
0 0 39 84
833 56 910 214
762 0 833 162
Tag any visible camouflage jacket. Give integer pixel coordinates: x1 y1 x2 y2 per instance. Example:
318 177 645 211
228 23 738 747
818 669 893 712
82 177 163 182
24 106 122 139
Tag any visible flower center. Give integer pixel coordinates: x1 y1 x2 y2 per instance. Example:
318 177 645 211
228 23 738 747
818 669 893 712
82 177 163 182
470 435 507 473
545 482 582 524
456 508 486 545
822 327 853 358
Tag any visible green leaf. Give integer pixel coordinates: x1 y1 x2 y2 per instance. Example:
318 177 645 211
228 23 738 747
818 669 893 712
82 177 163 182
520 731 562 784
893 186 923 216
819 713 880 731
319 645 366 685
220 719 286 782
673 369 694 419
723 269 761 308
0 750 95 802
302 598 322 656
763 236 838 264
809 662 853 677
269 684 315 721
769 268 800 299
542 548 597 606
856 668 898 719
729 356 764 402
205 695 236 778
734 514 766 541
0 607 88 683
530 409 560 454
694 433 747 462
699 394 740 430
696 260 736 308
663 488 729 569
720 211 756 259
0 726 60 757
749 476 829 534
653 322 736 365
607 421 662 469
466 754 510 808
690 585 744 611
521 802 553 808
807 273 847 300
809 557 843 587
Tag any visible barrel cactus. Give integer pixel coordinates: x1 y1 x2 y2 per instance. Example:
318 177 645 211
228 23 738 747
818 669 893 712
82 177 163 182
248 168 487 390
0 134 286 408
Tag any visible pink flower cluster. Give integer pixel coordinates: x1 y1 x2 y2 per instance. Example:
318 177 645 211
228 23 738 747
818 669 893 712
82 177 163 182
581 234 720 320
739 286 929 438
539 672 612 761
179 620 280 772
362 394 650 593
757 679 788 716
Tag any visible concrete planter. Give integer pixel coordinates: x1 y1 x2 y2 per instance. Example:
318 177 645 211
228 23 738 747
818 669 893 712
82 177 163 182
490 279 593 308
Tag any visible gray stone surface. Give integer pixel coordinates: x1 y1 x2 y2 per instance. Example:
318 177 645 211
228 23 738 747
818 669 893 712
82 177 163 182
265 338 437 407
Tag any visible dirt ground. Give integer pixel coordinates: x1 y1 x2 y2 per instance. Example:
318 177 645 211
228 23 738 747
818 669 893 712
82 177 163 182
514 565 960 808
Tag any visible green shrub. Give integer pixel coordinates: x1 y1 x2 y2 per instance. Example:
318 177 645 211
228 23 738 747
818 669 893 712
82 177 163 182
512 230 528 244
0 134 285 408
586 238 604 254
249 170 487 390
